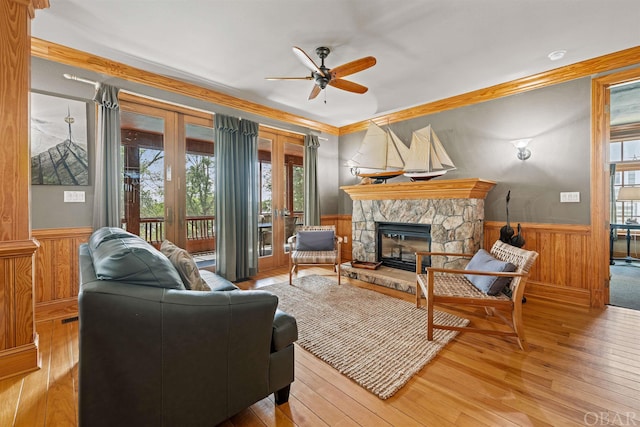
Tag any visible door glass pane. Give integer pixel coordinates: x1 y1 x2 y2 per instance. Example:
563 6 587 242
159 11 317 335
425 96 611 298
258 137 273 257
622 140 640 161
121 110 165 245
283 142 304 253
184 123 216 262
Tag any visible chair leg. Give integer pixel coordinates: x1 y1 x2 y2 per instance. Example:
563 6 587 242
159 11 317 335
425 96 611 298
512 302 528 351
289 258 294 285
337 262 341 285
426 271 434 341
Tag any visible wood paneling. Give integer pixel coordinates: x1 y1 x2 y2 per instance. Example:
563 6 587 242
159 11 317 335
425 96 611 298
32 228 91 322
0 0 46 380
321 215 353 262
484 221 592 307
338 214 595 307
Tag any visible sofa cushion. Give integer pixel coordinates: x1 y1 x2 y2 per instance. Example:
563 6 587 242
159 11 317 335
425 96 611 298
160 240 210 291
199 270 239 291
90 237 184 289
464 249 516 295
295 230 335 251
89 227 140 252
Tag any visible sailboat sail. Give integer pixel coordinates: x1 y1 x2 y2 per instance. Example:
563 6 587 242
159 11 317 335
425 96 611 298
350 122 389 170
349 123 407 181
403 125 456 180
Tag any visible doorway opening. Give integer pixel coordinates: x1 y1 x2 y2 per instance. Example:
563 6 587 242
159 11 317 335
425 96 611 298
606 78 640 310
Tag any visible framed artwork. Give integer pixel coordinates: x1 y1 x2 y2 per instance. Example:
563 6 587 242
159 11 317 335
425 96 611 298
31 92 89 185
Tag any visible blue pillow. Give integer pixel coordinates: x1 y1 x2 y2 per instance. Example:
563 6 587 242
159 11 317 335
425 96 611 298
296 230 335 251
464 249 516 295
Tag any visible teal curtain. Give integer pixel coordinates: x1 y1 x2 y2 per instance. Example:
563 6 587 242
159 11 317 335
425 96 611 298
611 163 618 232
304 134 320 226
92 84 121 229
215 114 259 281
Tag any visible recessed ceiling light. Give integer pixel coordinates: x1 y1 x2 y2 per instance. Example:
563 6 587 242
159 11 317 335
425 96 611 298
548 50 567 61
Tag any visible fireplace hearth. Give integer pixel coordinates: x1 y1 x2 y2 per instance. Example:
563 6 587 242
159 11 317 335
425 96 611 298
376 222 430 272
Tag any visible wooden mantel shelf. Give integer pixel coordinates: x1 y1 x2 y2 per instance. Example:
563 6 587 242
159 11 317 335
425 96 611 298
340 178 496 200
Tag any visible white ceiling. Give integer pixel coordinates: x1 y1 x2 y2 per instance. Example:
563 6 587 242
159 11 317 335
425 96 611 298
32 1 640 128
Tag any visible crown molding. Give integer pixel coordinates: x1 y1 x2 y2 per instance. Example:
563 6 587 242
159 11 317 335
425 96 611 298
31 38 340 135
339 45 640 135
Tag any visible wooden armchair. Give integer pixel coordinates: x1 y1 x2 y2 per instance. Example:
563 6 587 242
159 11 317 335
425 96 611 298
288 225 342 285
415 240 539 350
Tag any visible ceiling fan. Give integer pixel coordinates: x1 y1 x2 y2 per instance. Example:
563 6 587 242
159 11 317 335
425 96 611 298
266 46 376 100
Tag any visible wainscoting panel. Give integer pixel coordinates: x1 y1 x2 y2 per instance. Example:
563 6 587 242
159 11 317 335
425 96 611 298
337 215 594 307
321 215 353 262
483 221 592 307
32 227 92 321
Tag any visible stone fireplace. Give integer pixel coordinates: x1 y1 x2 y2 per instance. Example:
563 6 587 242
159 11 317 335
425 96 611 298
342 179 496 273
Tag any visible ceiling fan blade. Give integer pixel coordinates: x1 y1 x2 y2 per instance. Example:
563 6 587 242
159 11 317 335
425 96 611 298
329 78 368 94
308 85 322 100
330 56 376 79
265 76 313 81
292 46 325 77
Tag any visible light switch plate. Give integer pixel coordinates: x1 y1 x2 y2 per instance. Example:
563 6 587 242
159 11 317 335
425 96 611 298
560 191 580 203
64 191 85 203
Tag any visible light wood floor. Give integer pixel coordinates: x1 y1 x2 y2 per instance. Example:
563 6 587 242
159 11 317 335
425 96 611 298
2 266 640 426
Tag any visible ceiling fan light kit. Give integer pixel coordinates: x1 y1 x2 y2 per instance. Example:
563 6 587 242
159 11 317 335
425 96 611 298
267 46 376 100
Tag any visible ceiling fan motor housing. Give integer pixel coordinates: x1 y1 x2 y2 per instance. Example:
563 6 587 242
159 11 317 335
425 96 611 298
314 47 332 88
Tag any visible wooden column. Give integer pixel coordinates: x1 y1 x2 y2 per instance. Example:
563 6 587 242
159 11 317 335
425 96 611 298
0 0 47 380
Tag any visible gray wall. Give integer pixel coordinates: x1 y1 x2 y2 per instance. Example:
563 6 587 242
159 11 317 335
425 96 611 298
338 78 592 224
30 57 340 228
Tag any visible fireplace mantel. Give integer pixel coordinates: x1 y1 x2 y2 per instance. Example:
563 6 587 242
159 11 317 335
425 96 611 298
340 178 496 201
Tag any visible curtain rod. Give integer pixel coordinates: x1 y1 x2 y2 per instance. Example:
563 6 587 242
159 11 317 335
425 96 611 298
66 74 329 140
63 73 100 89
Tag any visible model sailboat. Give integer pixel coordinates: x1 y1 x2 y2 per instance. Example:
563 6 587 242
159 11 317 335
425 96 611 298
349 122 409 183
403 125 456 181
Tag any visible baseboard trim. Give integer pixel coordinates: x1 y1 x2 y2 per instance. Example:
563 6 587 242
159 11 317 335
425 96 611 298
0 335 40 381
526 281 591 307
36 298 78 322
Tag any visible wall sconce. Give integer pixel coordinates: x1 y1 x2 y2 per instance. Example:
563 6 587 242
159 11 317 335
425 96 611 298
512 138 532 161
345 160 360 176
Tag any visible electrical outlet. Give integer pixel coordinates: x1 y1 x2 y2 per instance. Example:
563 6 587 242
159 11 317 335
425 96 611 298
560 191 580 203
343 235 348 243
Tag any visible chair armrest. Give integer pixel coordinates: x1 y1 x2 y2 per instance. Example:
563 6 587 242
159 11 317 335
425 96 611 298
336 236 343 243
415 251 475 258
426 267 527 278
287 235 297 244
415 251 474 274
272 309 298 352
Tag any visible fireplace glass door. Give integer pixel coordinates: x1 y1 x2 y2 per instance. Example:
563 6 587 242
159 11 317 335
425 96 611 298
377 222 431 271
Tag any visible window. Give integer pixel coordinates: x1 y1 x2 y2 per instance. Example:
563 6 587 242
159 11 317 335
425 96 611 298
612 136 640 225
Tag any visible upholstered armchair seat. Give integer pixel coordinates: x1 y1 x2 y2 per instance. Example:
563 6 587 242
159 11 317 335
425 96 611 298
288 225 342 285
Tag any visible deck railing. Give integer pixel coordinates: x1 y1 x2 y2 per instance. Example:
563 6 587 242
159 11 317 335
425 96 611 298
122 216 215 253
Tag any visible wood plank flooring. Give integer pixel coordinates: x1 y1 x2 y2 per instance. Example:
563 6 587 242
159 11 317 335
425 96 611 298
1 266 639 426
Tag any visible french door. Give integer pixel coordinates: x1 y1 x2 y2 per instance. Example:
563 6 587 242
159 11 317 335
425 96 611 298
119 94 215 257
257 128 305 270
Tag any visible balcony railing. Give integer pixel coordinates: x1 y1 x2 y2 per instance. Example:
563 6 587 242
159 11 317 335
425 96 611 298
122 216 215 254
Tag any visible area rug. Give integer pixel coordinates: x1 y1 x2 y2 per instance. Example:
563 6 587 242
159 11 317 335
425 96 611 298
263 275 469 399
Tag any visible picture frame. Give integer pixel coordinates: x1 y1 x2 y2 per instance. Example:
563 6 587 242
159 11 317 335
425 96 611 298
31 92 89 185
